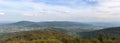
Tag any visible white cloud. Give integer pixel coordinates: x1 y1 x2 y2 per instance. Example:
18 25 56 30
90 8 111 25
0 10 5 15
0 0 120 22
92 0 120 21
23 13 37 17
0 12 5 15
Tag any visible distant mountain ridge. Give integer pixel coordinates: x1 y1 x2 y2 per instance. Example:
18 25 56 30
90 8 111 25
87 22 120 27
5 21 91 27
0 21 104 33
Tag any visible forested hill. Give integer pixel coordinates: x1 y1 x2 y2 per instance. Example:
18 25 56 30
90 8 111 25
5 29 73 41
0 28 120 43
1 29 80 43
78 27 120 38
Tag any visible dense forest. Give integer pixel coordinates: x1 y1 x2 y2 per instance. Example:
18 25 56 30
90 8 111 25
0 29 119 43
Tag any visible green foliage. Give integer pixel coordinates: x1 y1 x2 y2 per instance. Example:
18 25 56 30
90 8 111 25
3 38 120 43
0 29 120 43
7 39 63 43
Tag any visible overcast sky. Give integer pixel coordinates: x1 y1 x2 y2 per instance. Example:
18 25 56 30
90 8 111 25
0 0 120 22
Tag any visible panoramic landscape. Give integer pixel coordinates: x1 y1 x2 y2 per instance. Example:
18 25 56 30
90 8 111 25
0 0 120 43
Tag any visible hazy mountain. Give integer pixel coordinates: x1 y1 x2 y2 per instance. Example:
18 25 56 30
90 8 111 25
5 21 91 27
0 21 104 33
87 22 120 27
6 21 35 26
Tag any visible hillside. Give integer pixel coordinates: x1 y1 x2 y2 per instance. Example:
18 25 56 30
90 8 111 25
0 29 82 43
78 27 120 38
0 28 119 43
4 29 73 41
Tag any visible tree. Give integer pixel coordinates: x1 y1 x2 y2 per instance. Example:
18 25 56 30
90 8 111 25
98 32 105 43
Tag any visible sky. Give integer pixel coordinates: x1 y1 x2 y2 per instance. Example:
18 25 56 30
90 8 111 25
0 0 120 22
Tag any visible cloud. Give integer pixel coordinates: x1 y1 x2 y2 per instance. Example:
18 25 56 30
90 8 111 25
0 12 5 15
92 0 120 21
23 12 38 17
0 10 5 15
0 0 120 22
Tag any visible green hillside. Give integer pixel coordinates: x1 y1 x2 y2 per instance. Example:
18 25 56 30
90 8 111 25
0 28 119 43
78 27 120 39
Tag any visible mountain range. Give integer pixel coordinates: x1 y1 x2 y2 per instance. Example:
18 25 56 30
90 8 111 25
6 21 91 27
1 21 119 38
0 21 104 33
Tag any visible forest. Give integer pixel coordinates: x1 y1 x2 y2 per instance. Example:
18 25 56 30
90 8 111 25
0 29 119 43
